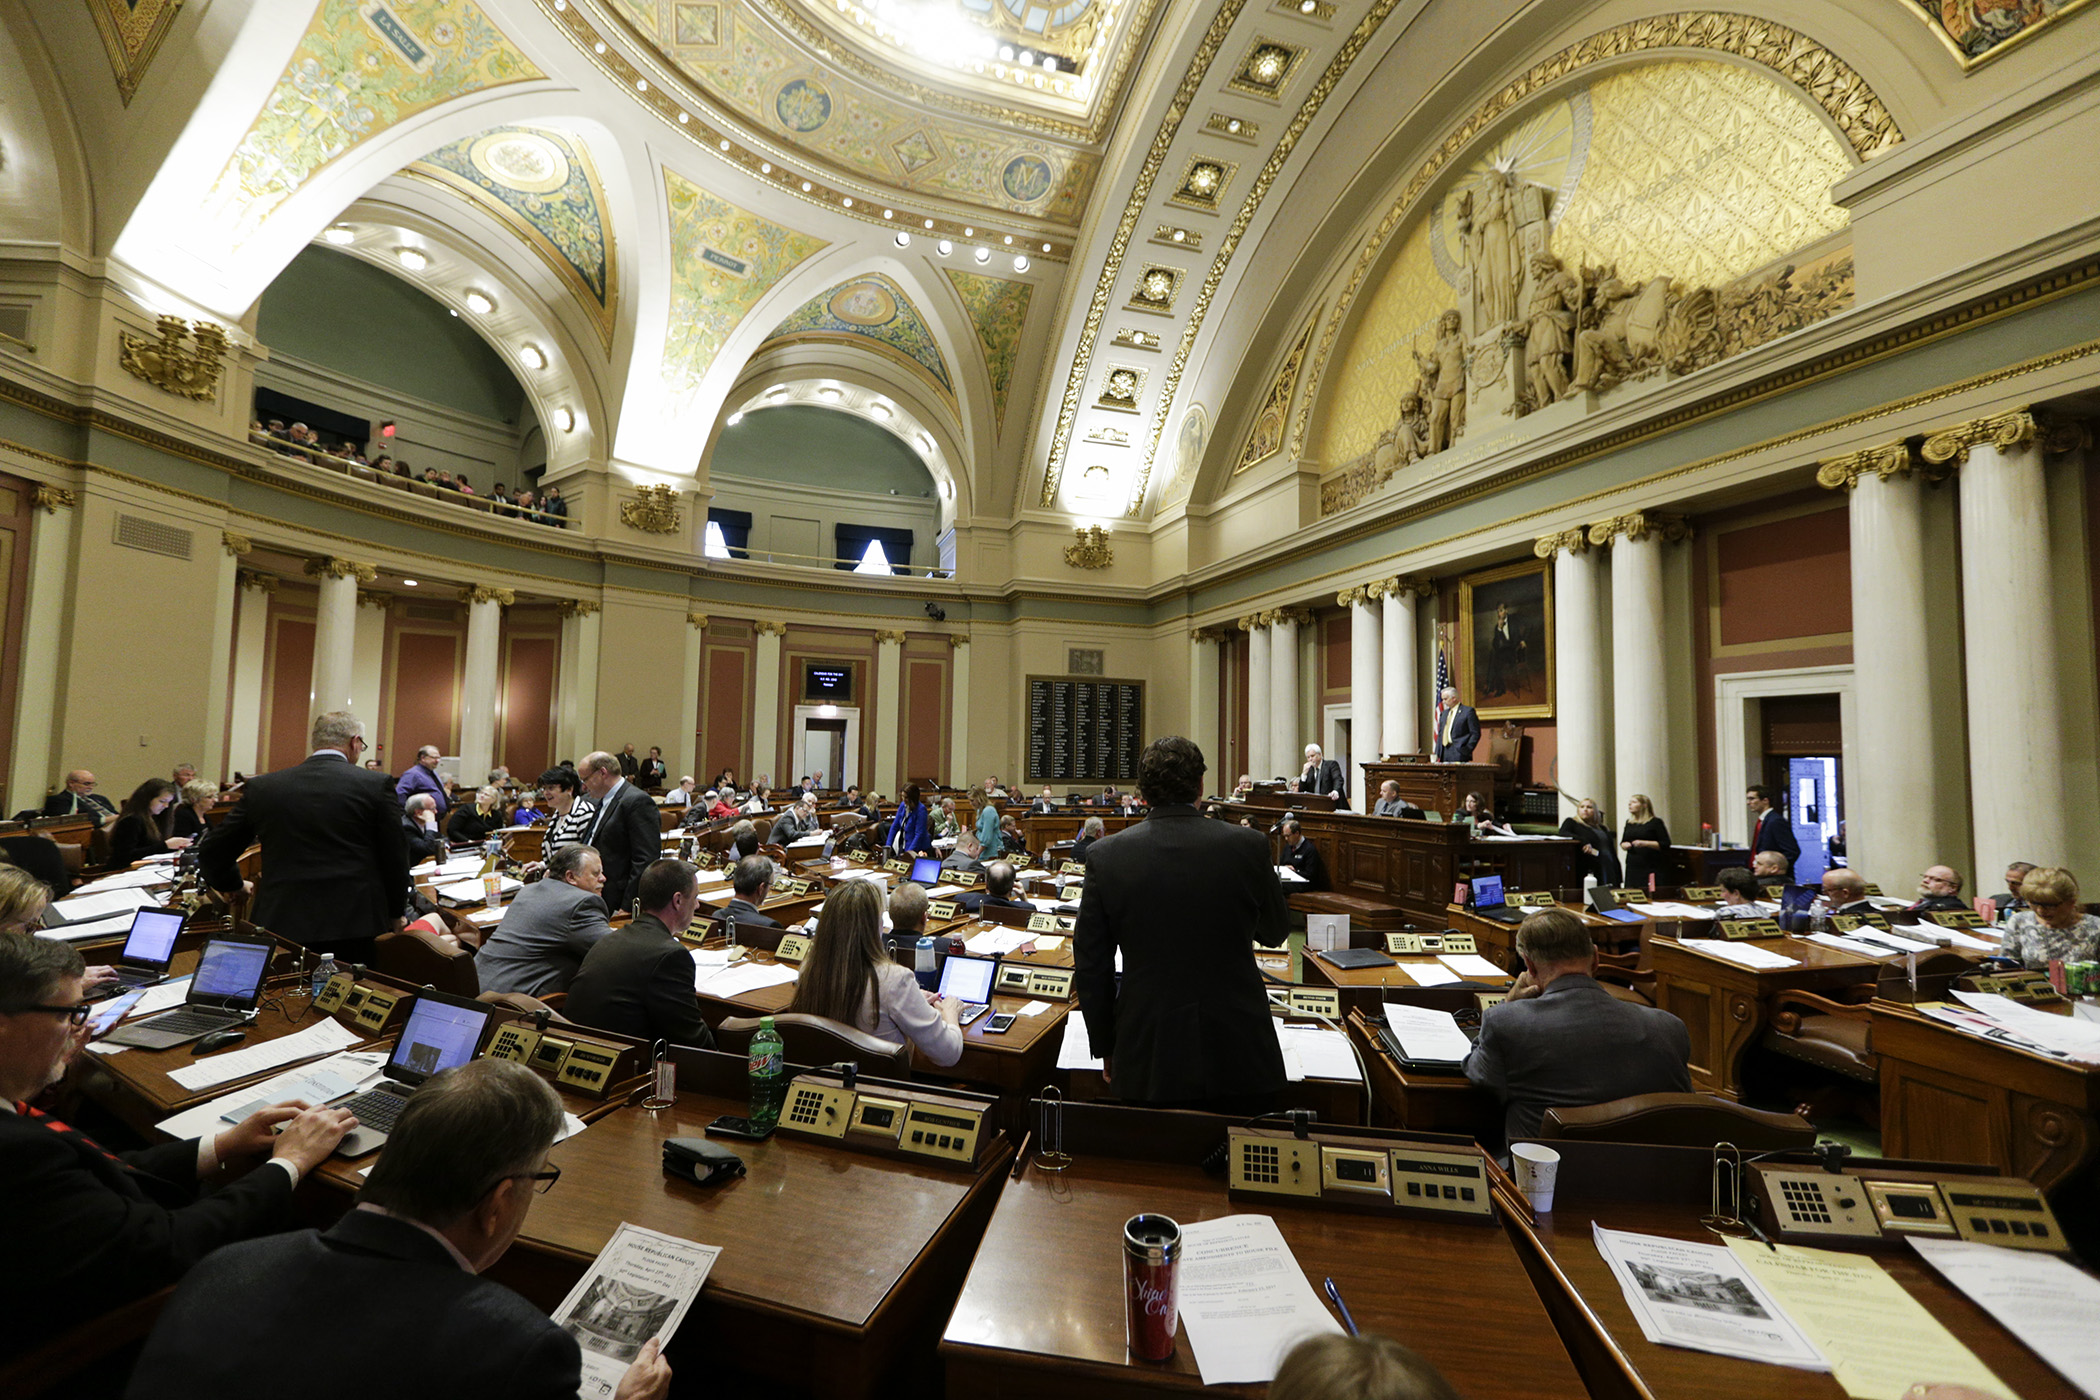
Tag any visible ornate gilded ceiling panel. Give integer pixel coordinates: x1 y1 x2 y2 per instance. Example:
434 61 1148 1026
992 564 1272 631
212 0 542 246
943 268 1034 430
1901 0 2095 68
407 125 618 350
662 169 828 404
85 0 185 103
761 273 954 393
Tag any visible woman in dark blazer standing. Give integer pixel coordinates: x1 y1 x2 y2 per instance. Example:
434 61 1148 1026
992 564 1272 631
1620 793 1672 892
1557 797 1621 886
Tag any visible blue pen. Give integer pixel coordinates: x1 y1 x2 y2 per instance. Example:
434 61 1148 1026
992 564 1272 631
1323 1277 1360 1335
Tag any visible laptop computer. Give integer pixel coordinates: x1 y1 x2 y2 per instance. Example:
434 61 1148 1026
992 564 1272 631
100 937 273 1049
909 855 944 885
332 989 495 1158
1469 874 1529 925
1585 885 1648 923
92 908 186 996
937 953 999 1027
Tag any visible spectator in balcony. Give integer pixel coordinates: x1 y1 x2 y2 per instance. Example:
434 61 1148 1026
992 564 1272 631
420 466 440 486
456 473 475 496
543 485 568 527
515 488 538 520
491 483 514 516
248 420 265 438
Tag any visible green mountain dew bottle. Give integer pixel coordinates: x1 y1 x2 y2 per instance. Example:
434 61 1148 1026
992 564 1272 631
747 1016 785 1132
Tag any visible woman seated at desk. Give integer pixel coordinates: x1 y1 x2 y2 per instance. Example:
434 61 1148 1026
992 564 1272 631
1457 792 1514 838
169 778 216 843
788 879 964 1067
444 785 505 845
1998 866 2100 969
110 778 191 866
1712 867 1769 917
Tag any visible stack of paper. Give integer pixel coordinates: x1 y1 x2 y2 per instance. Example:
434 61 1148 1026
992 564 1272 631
50 886 160 923
1680 939 1800 970
1438 952 1507 979
1808 933 1900 959
1638 900 1720 919
1274 1023 1361 1081
433 876 522 904
1384 1003 1474 1063
1951 990 2100 1063
1176 1216 1343 1385
39 911 148 944
70 867 173 896
168 1019 365 1091
963 929 1034 955
692 962 798 998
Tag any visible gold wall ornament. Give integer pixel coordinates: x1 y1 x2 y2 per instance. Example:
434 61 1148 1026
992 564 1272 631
1336 585 1367 607
555 598 600 618
1236 315 1318 474
303 556 378 583
2035 414 2093 457
618 484 684 534
947 634 970 649
117 316 229 403
1814 442 1915 491
219 530 252 557
686 612 710 629
1275 606 1317 627
1588 511 1690 547
1064 525 1115 570
235 569 278 595
356 589 393 611
755 620 790 637
1236 613 1261 631
458 584 516 607
86 0 185 104
1190 625 1232 643
1534 528 1593 558
29 485 76 514
875 628 908 645
1920 410 2040 468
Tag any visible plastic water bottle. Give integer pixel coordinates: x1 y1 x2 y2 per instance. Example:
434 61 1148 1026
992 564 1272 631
915 935 937 991
311 949 340 1000
747 1016 785 1132
1808 895 1832 935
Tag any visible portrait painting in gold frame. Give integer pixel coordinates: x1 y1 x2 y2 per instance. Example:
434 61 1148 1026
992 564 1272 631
1458 558 1554 720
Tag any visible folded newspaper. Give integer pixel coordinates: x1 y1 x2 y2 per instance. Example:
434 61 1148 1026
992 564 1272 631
552 1223 720 1398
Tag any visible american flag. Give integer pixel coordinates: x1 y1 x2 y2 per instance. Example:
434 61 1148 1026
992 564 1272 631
1432 628 1450 737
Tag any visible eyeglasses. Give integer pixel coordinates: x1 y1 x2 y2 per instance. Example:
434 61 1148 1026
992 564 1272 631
513 1164 561 1195
8 1003 91 1025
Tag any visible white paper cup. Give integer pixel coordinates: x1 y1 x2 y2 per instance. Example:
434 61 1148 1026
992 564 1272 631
1511 1142 1561 1212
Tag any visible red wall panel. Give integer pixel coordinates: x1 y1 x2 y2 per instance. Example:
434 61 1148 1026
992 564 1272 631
1714 507 1851 647
702 644 750 783
902 656 949 784
264 616 315 773
500 636 557 779
389 632 462 760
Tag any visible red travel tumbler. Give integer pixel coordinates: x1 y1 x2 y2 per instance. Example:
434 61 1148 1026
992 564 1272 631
1123 1213 1181 1361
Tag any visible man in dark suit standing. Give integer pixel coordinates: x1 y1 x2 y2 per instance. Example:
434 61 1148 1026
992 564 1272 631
567 860 715 1049
126 1059 672 1400
1298 744 1346 805
200 710 410 962
0 936 353 1358
1745 785 1800 873
1433 687 1481 762
1076 736 1288 1112
577 749 660 916
637 746 668 788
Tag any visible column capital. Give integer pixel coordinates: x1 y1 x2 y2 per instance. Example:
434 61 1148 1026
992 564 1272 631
1272 606 1315 628
29 484 76 514
1815 441 1916 491
555 599 600 618
1588 511 1690 547
875 628 908 645
1372 575 1435 599
220 530 253 557
686 612 710 629
235 568 277 595
1336 585 1366 607
458 584 515 607
754 620 790 637
1236 612 1263 631
1533 528 1591 558
947 634 970 649
2037 412 2093 456
1191 625 1231 643
355 589 392 611
1920 409 2039 467
303 556 377 583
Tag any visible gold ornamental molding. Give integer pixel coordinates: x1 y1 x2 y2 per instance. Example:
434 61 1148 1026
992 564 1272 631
1191 625 1233 643
117 316 229 403
1814 442 1916 491
1064 525 1115 570
1920 409 2037 467
235 568 277 595
754 620 790 637
874 628 908 645
1236 613 1261 631
1336 585 1368 607
618 484 683 535
459 585 516 607
303 556 378 583
1291 11 1903 465
1367 575 1435 599
686 612 710 629
1588 511 1691 547
1533 528 1593 558
220 530 252 557
356 589 392 611
87 0 185 104
947 635 970 649
29 484 76 514
555 599 600 618
1273 606 1316 628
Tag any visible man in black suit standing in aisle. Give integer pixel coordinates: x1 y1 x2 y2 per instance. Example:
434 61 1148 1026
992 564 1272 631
567 860 716 1049
1433 687 1481 762
1299 743 1347 805
200 710 410 964
1076 736 1288 1113
1745 785 1800 875
616 744 640 778
0 936 354 1360
578 749 660 916
636 746 668 788
127 1059 672 1400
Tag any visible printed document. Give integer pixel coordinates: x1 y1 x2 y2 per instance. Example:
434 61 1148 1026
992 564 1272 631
1437 953 1506 979
156 1050 390 1141
1057 1009 1105 1070
1275 1024 1360 1081
1384 1003 1474 1063
550 1223 719 1398
1679 939 1801 970
1951 990 2100 1063
1912 1237 2100 1396
1592 1226 1827 1370
1395 961 1460 986
50 887 160 923
1175 1215 1342 1385
168 1017 364 1090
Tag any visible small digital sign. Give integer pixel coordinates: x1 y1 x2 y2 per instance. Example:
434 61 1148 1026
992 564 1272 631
804 663 854 703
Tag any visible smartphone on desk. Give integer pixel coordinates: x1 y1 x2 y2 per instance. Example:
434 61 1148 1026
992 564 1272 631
982 1013 1017 1034
706 1115 774 1142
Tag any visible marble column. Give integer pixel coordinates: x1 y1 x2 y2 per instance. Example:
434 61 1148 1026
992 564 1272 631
556 601 601 763
1269 609 1306 784
7 486 77 812
681 614 707 784
1343 587 1381 805
201 532 247 785
1243 614 1272 782
1818 442 1950 886
304 557 374 727
1595 512 1688 832
349 590 389 752
874 629 905 795
947 636 971 787
1930 411 2072 880
1379 578 1427 756
457 585 511 785
225 571 275 781
753 622 787 784
1538 529 1609 818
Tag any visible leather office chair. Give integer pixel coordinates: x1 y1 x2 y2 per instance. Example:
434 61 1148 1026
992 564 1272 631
375 928 479 998
1537 1092 1816 1152
476 989 573 1021
716 1012 912 1079
236 843 263 885
977 902 1035 929
1593 950 1656 1006
0 1285 174 1398
1759 949 1971 1084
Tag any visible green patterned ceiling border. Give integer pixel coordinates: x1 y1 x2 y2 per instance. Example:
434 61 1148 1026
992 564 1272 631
661 169 829 404
405 125 619 352
760 273 955 396
944 268 1035 431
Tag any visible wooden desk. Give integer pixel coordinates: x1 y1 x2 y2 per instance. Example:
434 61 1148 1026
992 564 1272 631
495 1064 1012 1400
1300 948 1514 1015
1499 1140 2080 1400
1875 1002 2100 1190
1362 759 1503 817
1018 812 1142 851
1648 936 1880 1100
1345 1007 1496 1137
940 1109 1582 1398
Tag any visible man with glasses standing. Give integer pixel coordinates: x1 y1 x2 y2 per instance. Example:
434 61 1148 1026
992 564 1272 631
0 936 353 1358
129 1059 672 1400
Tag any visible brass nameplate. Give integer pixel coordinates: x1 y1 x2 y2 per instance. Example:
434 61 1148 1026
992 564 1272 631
556 1039 620 1093
1681 886 1725 901
1832 913 1891 932
953 869 983 888
928 900 960 921
776 933 813 963
1719 918 1783 940
1506 891 1557 908
1027 967 1073 999
1608 888 1650 904
884 857 911 874
1929 910 1987 929
1863 884 1884 897
313 973 353 1014
353 987 401 1033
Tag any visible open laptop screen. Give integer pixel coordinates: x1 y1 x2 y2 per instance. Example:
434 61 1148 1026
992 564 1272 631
191 940 271 1002
120 909 184 967
937 954 997 1004
909 856 944 885
388 995 492 1082
1472 873 1506 909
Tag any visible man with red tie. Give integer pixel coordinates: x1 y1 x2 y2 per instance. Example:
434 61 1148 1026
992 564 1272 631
1745 785 1800 875
0 936 352 1356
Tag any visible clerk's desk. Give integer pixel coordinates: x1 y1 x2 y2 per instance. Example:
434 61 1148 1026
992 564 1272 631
940 1099 1584 1399
1498 1139 2084 1400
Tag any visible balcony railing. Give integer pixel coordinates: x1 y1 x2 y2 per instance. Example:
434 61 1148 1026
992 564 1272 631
247 430 573 529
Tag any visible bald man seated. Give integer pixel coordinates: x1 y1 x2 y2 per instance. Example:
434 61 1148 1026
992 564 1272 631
1818 868 1877 920
1908 865 1970 914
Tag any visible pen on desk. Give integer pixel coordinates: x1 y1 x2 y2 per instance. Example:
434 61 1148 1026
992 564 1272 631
1745 1216 1777 1251
1323 1277 1360 1335
1010 1129 1032 1179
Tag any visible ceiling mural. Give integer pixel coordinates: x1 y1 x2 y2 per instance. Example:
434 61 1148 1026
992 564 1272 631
943 267 1033 430
212 0 541 246
602 0 1097 222
662 167 829 405
408 125 619 350
85 0 185 103
761 273 954 394
1903 0 2095 68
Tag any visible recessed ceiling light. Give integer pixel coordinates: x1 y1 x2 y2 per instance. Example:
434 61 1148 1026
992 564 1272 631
727 411 744 426
636 78 648 90
1013 256 1030 272
323 226 355 245
593 41 606 54
761 162 772 174
964 227 974 236
843 197 853 207
519 344 546 370
403 578 419 586
1003 234 1014 245
1043 242 1052 252
557 408 576 431
868 402 892 419
937 239 953 255
974 246 990 263
448 308 458 317
395 247 428 271
817 386 844 401
801 181 812 191
719 139 730 151
924 218 934 229
464 290 494 314
883 209 894 219
894 232 910 247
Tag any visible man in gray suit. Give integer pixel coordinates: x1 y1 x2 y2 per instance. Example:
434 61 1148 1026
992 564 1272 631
1372 780 1420 818
1463 908 1689 1142
767 799 816 845
473 845 612 998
